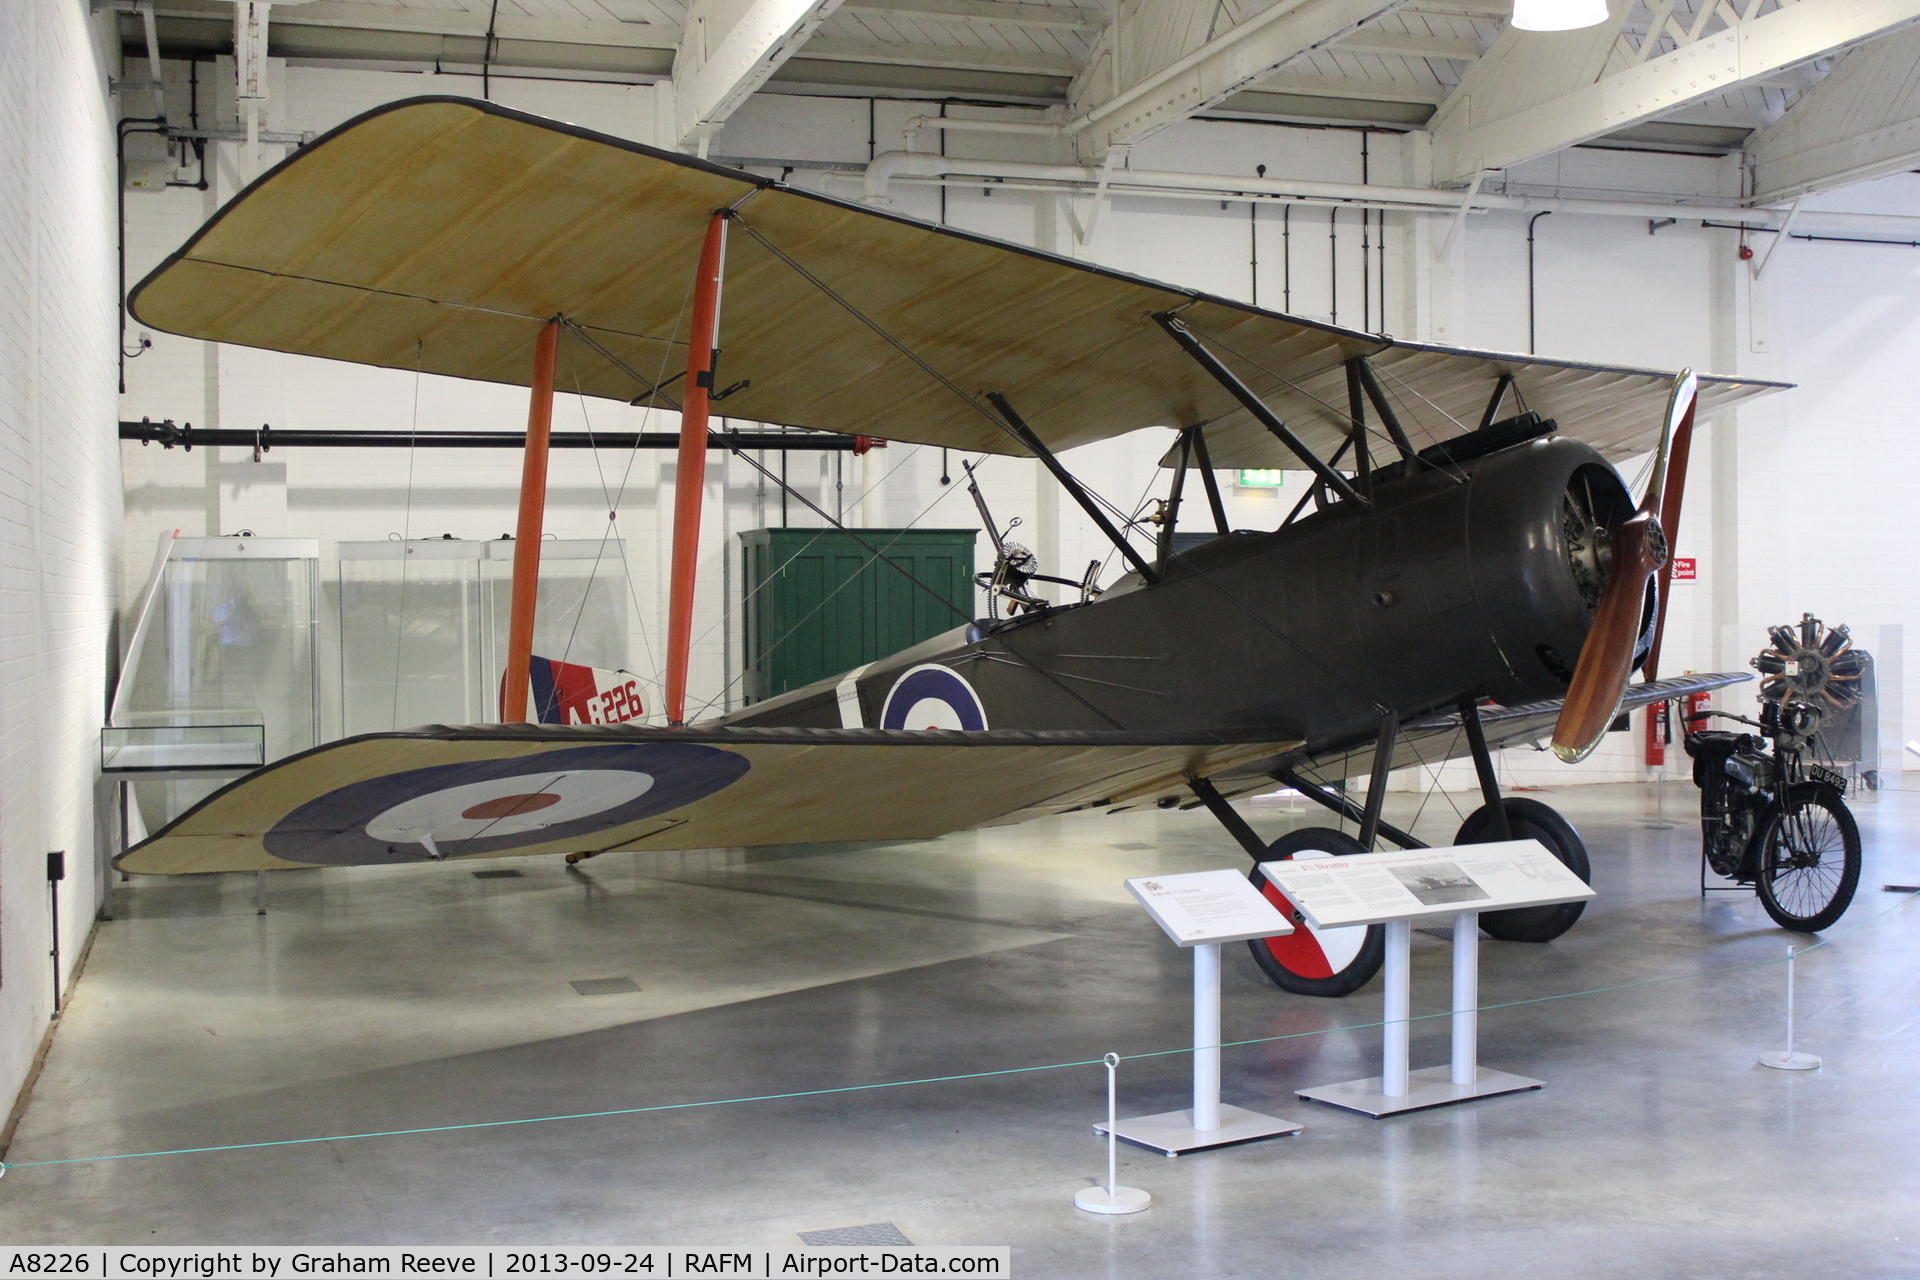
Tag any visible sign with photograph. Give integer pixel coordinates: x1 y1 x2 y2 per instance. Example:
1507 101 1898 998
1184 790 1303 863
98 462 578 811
1258 840 1594 928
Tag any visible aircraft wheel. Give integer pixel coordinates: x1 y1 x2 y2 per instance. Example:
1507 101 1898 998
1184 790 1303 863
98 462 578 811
1454 797 1591 943
1246 827 1386 998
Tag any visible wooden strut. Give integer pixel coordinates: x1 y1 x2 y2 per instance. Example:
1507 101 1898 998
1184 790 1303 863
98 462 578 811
500 318 561 722
664 211 730 727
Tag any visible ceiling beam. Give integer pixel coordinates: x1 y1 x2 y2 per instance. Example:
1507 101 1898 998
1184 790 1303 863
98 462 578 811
1331 30 1480 59
676 0 849 148
1253 70 1446 103
1069 0 1412 159
839 0 1106 31
1432 0 1920 184
801 36 1078 74
1749 24 1920 203
151 0 682 50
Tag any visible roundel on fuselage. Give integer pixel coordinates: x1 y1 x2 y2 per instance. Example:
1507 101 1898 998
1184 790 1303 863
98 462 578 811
878 663 989 731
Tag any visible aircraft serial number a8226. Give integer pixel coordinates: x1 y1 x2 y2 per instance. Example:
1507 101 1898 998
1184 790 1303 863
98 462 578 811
117 96 1782 997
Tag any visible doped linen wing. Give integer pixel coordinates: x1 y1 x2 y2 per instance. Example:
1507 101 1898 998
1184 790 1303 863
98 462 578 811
129 97 1786 472
115 723 1304 875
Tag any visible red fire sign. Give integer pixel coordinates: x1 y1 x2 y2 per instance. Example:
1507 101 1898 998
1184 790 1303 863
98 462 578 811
1671 557 1697 581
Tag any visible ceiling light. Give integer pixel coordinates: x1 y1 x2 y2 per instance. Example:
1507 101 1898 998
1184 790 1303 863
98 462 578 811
1511 0 1609 32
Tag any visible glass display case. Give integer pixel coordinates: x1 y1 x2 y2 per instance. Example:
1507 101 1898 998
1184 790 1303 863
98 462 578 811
109 535 321 833
337 538 641 735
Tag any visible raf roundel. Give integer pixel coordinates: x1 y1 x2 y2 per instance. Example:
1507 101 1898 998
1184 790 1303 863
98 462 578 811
263 742 750 866
878 663 989 732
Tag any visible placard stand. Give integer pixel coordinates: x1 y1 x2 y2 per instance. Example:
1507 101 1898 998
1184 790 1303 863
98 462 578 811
1295 911 1542 1116
1258 840 1594 1119
1103 869 1304 1156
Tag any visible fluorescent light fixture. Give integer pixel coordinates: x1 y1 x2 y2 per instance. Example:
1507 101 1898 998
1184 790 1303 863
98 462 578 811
1511 0 1609 31
1236 469 1286 488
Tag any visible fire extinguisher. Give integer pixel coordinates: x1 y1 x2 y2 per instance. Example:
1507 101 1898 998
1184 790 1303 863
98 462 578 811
1683 688 1713 737
1645 701 1669 767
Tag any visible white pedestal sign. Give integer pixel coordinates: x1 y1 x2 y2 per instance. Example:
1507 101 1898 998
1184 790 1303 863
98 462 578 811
1100 869 1305 1156
1261 840 1595 1117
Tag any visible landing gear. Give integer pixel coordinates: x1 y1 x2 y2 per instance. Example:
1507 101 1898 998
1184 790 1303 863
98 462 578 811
1245 828 1387 997
1453 797 1591 942
1187 695 1594 1001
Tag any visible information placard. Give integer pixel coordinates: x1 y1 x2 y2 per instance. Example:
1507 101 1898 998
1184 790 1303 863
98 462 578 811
1258 840 1593 929
1125 868 1293 946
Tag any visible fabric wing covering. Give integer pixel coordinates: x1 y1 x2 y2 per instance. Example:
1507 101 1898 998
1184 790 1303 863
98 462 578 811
131 97 1787 472
115 725 1305 874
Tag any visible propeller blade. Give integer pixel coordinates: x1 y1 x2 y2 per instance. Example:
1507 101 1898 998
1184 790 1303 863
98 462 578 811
1641 369 1696 522
1552 370 1694 762
1551 514 1663 762
1636 371 1698 682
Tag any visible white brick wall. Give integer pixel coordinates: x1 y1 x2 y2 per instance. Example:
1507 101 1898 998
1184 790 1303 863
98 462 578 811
0 0 123 1106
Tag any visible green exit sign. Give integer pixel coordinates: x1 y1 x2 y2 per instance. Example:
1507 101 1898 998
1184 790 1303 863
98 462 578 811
1235 469 1286 488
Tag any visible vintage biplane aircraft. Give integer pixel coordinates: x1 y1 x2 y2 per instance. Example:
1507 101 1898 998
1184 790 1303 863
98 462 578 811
118 97 1781 997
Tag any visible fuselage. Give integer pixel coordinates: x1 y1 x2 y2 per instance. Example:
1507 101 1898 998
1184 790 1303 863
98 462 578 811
719 435 1631 763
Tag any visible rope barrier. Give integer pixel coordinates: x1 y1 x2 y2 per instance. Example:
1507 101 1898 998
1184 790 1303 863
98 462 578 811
5 880 1913 1176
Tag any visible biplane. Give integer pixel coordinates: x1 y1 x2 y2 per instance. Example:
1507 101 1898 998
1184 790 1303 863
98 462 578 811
118 96 1781 998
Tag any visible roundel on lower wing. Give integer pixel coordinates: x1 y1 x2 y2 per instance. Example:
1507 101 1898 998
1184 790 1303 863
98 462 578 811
1257 851 1367 978
263 743 750 866
878 663 988 731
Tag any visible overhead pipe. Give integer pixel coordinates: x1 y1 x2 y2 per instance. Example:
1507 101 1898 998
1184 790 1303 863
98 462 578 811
902 115 1071 149
117 421 864 451
860 150 1920 235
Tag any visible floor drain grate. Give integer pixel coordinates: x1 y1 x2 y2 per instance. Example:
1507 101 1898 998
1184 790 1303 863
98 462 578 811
570 977 639 996
798 1224 912 1247
472 869 524 880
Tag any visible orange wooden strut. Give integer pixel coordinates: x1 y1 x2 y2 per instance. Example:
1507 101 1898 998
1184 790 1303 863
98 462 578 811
500 318 562 722
664 212 729 726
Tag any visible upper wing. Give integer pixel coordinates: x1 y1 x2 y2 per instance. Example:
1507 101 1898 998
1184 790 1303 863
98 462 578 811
129 96 1787 472
116 723 1303 874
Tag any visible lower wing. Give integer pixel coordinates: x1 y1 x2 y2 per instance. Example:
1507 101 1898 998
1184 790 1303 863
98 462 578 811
1109 671 1755 810
116 724 1304 874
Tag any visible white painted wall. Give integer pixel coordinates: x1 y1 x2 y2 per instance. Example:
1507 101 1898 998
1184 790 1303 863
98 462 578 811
0 0 122 1111
116 64 1920 804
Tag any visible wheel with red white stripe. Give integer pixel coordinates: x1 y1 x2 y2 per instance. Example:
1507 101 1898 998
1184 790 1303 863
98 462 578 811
1246 827 1386 998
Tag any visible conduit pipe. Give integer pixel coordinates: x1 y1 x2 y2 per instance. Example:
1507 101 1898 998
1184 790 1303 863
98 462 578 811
860 150 1920 235
902 115 1070 148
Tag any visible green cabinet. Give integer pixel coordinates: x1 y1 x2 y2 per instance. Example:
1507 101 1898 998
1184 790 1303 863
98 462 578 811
739 528 978 702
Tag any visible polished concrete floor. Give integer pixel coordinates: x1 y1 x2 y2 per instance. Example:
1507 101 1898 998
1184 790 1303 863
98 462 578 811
4 781 1918 1277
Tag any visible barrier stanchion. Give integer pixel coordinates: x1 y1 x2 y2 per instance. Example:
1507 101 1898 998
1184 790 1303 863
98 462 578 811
1758 944 1820 1071
1075 1054 1150 1215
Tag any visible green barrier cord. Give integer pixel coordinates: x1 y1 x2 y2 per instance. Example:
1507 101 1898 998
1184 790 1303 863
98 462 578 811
5 884 1913 1175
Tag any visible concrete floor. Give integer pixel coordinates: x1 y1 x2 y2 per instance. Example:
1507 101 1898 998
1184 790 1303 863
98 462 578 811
3 781 1917 1277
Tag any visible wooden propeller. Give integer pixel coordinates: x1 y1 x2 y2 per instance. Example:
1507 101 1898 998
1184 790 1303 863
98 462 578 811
1550 370 1697 764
